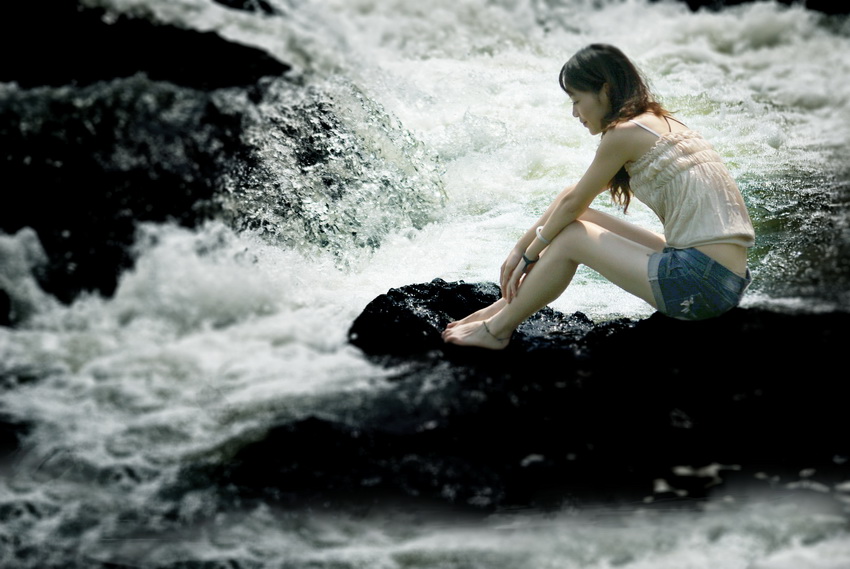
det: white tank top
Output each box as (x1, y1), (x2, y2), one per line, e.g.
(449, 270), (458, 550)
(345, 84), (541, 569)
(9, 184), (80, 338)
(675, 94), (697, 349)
(625, 120), (755, 249)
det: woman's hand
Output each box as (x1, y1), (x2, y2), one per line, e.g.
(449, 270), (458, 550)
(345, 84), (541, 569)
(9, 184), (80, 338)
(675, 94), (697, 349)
(500, 249), (524, 300)
(500, 250), (536, 302)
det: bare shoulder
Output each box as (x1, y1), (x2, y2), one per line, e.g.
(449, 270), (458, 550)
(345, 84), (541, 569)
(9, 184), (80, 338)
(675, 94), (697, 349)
(634, 112), (690, 133)
(601, 119), (659, 163)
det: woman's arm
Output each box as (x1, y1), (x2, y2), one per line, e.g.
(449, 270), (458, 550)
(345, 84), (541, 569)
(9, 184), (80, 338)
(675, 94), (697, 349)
(501, 128), (636, 300)
(530, 130), (634, 257)
(500, 183), (575, 282)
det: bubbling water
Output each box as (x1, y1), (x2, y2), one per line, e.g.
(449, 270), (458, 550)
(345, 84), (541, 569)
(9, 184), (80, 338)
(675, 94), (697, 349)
(2, 0), (850, 567)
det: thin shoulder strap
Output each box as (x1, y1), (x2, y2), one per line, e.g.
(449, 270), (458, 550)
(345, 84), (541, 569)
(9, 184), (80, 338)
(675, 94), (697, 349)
(629, 119), (661, 137)
(666, 115), (688, 129)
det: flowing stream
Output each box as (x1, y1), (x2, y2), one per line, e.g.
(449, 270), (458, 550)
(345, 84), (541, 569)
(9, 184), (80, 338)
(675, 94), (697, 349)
(2, 0), (850, 567)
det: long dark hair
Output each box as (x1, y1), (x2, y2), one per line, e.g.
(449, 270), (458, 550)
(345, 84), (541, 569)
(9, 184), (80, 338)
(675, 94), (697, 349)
(559, 44), (667, 212)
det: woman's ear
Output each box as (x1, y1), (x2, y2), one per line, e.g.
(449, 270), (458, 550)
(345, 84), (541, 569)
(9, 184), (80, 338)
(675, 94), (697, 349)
(599, 82), (610, 104)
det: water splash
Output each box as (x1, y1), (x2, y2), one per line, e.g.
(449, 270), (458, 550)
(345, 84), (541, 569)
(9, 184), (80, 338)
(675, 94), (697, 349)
(216, 77), (446, 267)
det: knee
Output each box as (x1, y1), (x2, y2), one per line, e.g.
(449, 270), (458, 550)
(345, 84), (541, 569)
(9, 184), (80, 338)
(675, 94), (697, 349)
(546, 220), (594, 261)
(576, 207), (603, 223)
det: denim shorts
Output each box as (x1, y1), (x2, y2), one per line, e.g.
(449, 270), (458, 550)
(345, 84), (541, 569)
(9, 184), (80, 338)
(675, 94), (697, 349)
(648, 247), (752, 321)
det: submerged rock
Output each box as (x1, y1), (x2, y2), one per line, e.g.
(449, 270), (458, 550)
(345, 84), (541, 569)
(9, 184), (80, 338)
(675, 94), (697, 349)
(211, 279), (850, 513)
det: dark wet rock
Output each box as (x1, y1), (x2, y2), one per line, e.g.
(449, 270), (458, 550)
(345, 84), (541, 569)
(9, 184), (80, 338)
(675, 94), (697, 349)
(210, 279), (850, 513)
(0, 289), (9, 327)
(672, 0), (849, 16)
(0, 414), (28, 468)
(0, 0), (289, 90)
(347, 279), (630, 364)
(1, 1), (441, 312)
(213, 0), (280, 15)
(0, 0), (291, 307)
(0, 76), (251, 304)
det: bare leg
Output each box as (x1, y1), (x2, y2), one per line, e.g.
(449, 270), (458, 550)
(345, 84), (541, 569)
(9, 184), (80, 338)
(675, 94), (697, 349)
(442, 219), (661, 349)
(578, 208), (666, 251)
(443, 208), (665, 332)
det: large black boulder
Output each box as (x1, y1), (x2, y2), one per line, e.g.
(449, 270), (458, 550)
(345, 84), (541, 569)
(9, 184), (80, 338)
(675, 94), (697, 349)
(0, 0), (289, 90)
(0, 76), (257, 305)
(210, 280), (850, 513)
(0, 0), (289, 309)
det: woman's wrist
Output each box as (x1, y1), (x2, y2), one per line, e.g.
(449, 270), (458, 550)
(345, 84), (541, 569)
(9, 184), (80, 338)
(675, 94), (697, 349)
(536, 225), (552, 245)
(524, 243), (543, 261)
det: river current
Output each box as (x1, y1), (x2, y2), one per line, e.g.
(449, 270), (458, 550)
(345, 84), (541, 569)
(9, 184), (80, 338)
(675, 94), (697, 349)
(2, 0), (850, 567)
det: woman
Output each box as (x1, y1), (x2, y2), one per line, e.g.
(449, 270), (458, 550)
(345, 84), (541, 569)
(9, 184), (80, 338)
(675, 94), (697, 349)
(442, 43), (755, 350)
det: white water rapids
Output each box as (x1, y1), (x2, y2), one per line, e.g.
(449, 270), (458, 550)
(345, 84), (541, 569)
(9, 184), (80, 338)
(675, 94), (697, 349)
(2, 0), (850, 567)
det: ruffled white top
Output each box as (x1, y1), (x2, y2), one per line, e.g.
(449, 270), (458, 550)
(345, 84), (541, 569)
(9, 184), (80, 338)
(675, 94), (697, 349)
(625, 128), (755, 249)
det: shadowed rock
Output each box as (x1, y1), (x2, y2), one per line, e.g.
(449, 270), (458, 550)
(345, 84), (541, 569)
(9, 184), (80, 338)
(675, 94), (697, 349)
(672, 0), (848, 15)
(208, 279), (850, 513)
(0, 0), (289, 90)
(0, 0), (289, 310)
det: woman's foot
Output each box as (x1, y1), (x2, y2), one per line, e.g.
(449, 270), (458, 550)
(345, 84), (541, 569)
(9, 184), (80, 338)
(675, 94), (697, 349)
(442, 319), (512, 350)
(444, 298), (507, 330)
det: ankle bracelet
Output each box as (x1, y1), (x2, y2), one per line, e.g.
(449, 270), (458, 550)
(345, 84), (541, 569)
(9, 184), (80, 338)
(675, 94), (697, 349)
(482, 321), (510, 342)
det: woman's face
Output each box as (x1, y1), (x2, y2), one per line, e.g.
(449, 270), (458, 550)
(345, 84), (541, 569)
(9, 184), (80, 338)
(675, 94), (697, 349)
(566, 85), (610, 135)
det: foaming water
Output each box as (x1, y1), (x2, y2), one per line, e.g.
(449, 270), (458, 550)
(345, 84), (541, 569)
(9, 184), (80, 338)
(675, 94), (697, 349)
(232, 0), (850, 313)
(76, 492), (850, 568)
(86, 0), (850, 315)
(3, 0), (850, 567)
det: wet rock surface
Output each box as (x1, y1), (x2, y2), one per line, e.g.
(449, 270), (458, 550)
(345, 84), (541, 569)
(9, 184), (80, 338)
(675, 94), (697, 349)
(0, 0), (288, 307)
(211, 280), (850, 512)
